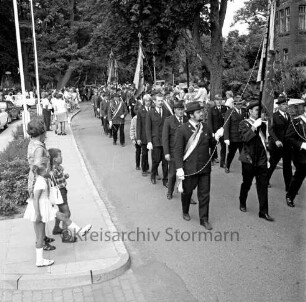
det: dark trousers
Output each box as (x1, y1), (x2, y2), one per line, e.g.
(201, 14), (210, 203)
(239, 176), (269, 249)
(135, 144), (141, 168)
(239, 163), (269, 214)
(226, 142), (243, 169)
(181, 173), (211, 221)
(151, 146), (168, 181)
(287, 163), (306, 201)
(112, 124), (125, 145)
(103, 117), (109, 135)
(43, 109), (51, 130)
(167, 158), (176, 194)
(141, 144), (149, 172)
(212, 137), (226, 165)
(267, 146), (292, 191)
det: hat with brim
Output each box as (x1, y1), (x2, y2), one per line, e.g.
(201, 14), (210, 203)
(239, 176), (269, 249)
(246, 100), (260, 111)
(173, 100), (185, 109)
(185, 101), (202, 113)
(276, 95), (288, 105)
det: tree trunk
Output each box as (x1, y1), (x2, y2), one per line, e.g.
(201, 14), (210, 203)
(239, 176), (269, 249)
(210, 62), (223, 97)
(57, 67), (74, 90)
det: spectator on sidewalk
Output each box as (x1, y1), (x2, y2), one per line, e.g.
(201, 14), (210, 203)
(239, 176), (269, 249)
(53, 93), (68, 135)
(130, 107), (141, 171)
(41, 92), (53, 131)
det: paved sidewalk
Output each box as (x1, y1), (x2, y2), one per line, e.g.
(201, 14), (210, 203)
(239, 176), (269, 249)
(0, 111), (130, 290)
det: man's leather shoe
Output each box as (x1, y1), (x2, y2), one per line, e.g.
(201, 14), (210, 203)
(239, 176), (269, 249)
(151, 178), (156, 184)
(163, 180), (168, 188)
(286, 196), (295, 207)
(220, 163), (225, 168)
(225, 167), (230, 173)
(182, 213), (191, 221)
(142, 171), (147, 176)
(113, 141), (117, 145)
(259, 213), (274, 222)
(156, 174), (161, 180)
(190, 198), (197, 204)
(239, 206), (247, 212)
(136, 166), (141, 170)
(200, 221), (213, 230)
(167, 192), (172, 200)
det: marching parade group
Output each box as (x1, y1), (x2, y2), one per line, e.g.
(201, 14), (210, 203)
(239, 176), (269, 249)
(89, 83), (306, 231)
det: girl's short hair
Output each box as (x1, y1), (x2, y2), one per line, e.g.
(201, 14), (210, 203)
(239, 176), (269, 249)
(48, 148), (61, 168)
(27, 118), (46, 137)
(33, 157), (50, 176)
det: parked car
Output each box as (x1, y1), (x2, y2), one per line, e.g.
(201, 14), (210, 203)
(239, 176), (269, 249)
(0, 108), (9, 130)
(0, 101), (22, 123)
(11, 94), (36, 108)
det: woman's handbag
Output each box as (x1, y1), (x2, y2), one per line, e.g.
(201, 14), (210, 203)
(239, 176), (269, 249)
(49, 175), (64, 205)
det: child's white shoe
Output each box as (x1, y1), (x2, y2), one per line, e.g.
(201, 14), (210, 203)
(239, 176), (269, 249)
(36, 259), (55, 267)
(79, 224), (92, 236)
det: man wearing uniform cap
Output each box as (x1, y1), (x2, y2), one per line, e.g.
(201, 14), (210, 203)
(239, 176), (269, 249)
(174, 101), (221, 230)
(162, 100), (188, 199)
(223, 95), (246, 173)
(238, 98), (274, 221)
(267, 94), (292, 191)
(285, 99), (306, 207)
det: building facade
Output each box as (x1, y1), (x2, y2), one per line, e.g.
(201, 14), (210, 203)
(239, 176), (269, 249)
(277, 0), (306, 66)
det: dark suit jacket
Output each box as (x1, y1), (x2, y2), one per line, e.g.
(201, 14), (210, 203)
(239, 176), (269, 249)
(174, 122), (215, 175)
(224, 108), (246, 142)
(268, 110), (290, 149)
(238, 119), (267, 166)
(207, 105), (227, 133)
(162, 115), (188, 157)
(285, 116), (306, 165)
(136, 105), (151, 144)
(146, 106), (171, 146)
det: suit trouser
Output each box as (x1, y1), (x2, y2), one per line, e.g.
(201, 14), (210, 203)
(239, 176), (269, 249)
(141, 144), (149, 172)
(239, 163), (269, 214)
(103, 117), (109, 135)
(287, 163), (306, 201)
(43, 109), (51, 130)
(267, 146), (292, 191)
(135, 144), (141, 168)
(112, 124), (125, 145)
(151, 146), (168, 181)
(167, 158), (176, 194)
(212, 137), (226, 164)
(226, 142), (243, 169)
(181, 173), (211, 221)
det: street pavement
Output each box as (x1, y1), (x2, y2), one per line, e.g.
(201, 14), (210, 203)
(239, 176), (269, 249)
(70, 103), (306, 302)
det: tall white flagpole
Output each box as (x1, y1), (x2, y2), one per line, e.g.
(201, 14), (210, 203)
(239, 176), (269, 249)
(12, 0), (30, 138)
(29, 0), (42, 116)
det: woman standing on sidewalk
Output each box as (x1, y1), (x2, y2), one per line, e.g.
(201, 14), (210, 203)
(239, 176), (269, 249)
(53, 92), (68, 135)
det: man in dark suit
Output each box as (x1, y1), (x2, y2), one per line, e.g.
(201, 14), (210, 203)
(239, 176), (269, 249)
(136, 94), (152, 176)
(162, 100), (188, 199)
(207, 94), (227, 167)
(224, 96), (246, 173)
(238, 98), (274, 221)
(267, 95), (292, 191)
(146, 93), (171, 185)
(174, 102), (219, 230)
(285, 99), (306, 207)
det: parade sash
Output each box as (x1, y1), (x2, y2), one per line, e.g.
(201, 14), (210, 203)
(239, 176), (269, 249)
(183, 123), (203, 161)
(112, 101), (123, 120)
(163, 100), (173, 115)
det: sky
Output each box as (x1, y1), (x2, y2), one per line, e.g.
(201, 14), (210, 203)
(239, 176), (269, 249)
(222, 0), (249, 36)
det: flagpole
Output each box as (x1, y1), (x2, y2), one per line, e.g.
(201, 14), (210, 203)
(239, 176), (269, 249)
(13, 0), (30, 138)
(29, 0), (42, 116)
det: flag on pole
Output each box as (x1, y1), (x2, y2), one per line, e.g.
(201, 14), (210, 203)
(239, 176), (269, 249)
(107, 50), (115, 84)
(133, 38), (145, 98)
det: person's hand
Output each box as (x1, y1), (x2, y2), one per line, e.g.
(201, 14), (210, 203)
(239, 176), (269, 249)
(147, 142), (153, 150)
(35, 213), (42, 222)
(109, 121), (112, 129)
(253, 118), (262, 128)
(215, 127), (224, 137)
(301, 142), (306, 150)
(225, 139), (230, 146)
(165, 154), (171, 161)
(176, 168), (185, 180)
(275, 140), (283, 148)
(137, 140), (142, 145)
(120, 114), (124, 118)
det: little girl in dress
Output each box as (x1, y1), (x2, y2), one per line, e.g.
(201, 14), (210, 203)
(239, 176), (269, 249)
(24, 157), (92, 267)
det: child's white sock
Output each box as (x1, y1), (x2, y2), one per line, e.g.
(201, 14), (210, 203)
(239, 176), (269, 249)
(36, 248), (43, 265)
(67, 221), (81, 234)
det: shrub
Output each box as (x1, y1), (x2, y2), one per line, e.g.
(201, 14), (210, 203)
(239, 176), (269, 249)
(0, 137), (29, 162)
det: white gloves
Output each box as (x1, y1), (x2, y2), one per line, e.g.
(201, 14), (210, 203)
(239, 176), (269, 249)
(165, 154), (171, 161)
(253, 118), (262, 128)
(109, 121), (112, 128)
(120, 114), (124, 118)
(275, 140), (283, 148)
(225, 140), (230, 146)
(214, 127), (224, 142)
(176, 168), (185, 180)
(147, 142), (153, 150)
(301, 142), (306, 150)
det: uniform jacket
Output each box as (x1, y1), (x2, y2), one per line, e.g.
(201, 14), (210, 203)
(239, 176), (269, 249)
(207, 105), (227, 133)
(136, 105), (151, 144)
(162, 115), (188, 157)
(238, 119), (267, 166)
(224, 108), (246, 142)
(285, 116), (306, 165)
(174, 121), (215, 175)
(146, 106), (171, 146)
(108, 100), (128, 124)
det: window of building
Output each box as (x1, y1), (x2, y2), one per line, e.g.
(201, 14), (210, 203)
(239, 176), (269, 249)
(279, 9), (285, 33)
(299, 5), (306, 30)
(285, 7), (290, 32)
(283, 49), (288, 62)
